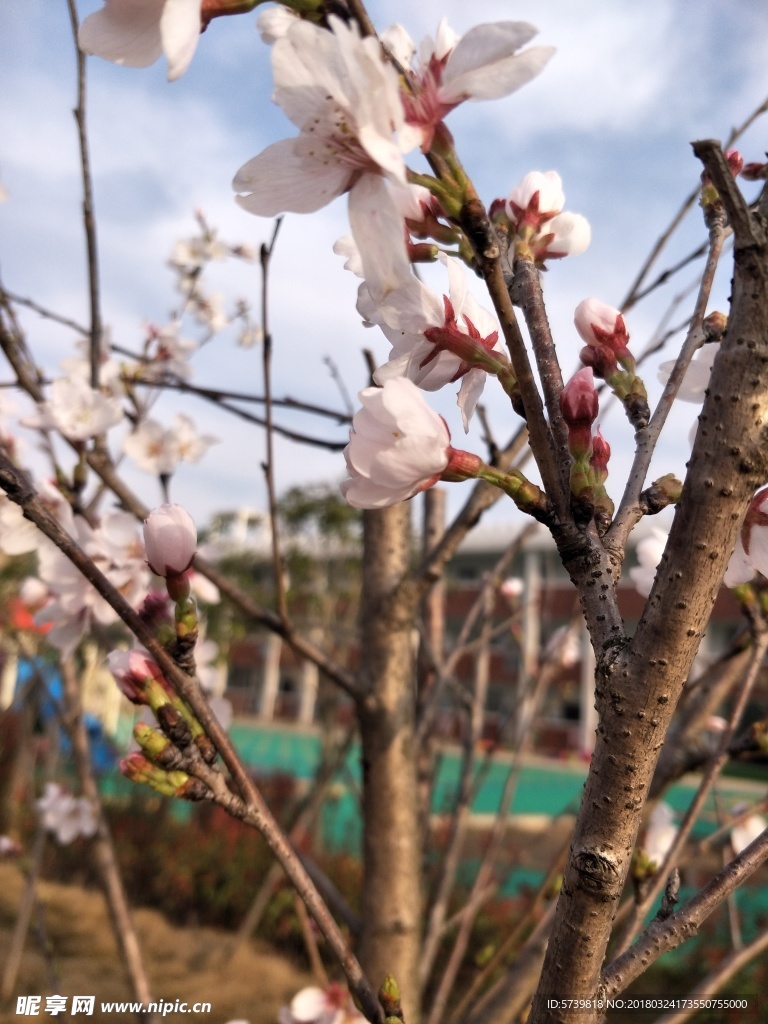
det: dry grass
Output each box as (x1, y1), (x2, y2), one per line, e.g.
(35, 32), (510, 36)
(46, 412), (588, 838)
(0, 863), (314, 1024)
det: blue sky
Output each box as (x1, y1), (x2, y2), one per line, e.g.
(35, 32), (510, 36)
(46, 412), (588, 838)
(2, 0), (768, 541)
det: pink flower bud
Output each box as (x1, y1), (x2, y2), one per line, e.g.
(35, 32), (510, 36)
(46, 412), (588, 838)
(590, 428), (611, 477)
(725, 149), (744, 177)
(574, 298), (626, 348)
(106, 648), (172, 704)
(740, 161), (768, 182)
(574, 297), (633, 378)
(560, 368), (599, 427)
(143, 503), (197, 577)
(560, 367), (599, 460)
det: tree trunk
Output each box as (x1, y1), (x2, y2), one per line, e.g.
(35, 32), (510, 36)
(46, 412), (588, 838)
(357, 503), (423, 1022)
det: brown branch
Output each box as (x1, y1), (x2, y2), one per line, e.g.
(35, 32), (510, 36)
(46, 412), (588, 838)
(0, 313), (360, 699)
(346, 0), (377, 38)
(693, 140), (759, 246)
(480, 256), (570, 524)
(2, 290), (89, 336)
(599, 827), (768, 999)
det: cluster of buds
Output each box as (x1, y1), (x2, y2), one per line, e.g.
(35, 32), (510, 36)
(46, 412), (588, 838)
(559, 368), (613, 529)
(574, 298), (649, 430)
(120, 752), (209, 800)
(108, 648), (216, 789)
(490, 170), (591, 267)
(144, 503), (199, 653)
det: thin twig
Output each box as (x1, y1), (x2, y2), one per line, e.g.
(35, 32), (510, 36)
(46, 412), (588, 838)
(2, 290), (89, 336)
(323, 355), (354, 417)
(260, 219), (289, 622)
(64, 0), (102, 388)
(606, 212), (727, 561)
(60, 658), (155, 1023)
(620, 94), (768, 309)
(511, 259), (570, 491)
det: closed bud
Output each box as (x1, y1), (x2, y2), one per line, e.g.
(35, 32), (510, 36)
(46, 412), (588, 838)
(107, 649), (173, 706)
(144, 503), (197, 579)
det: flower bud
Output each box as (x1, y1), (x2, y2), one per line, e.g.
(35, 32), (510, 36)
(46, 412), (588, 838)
(133, 721), (185, 770)
(740, 161), (768, 181)
(560, 368), (598, 459)
(574, 297), (632, 373)
(143, 503), (197, 578)
(107, 649), (173, 706)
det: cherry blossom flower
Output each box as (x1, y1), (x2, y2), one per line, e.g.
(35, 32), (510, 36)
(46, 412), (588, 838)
(139, 321), (198, 381)
(348, 177), (508, 430)
(278, 984), (366, 1024)
(78, 0), (203, 82)
(574, 298), (632, 376)
(25, 376), (124, 442)
(500, 577), (524, 600)
(504, 170), (590, 264)
(628, 528), (669, 597)
(371, 256), (507, 431)
(123, 413), (217, 475)
(381, 20), (554, 151)
(144, 503), (197, 577)
(33, 511), (150, 657)
(341, 379), (451, 509)
(560, 367), (599, 462)
(36, 783), (98, 845)
(233, 17), (409, 216)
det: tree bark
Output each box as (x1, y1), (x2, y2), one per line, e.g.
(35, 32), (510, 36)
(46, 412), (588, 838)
(357, 503), (423, 1023)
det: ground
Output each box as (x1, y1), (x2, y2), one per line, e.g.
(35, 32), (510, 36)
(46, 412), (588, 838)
(0, 863), (314, 1024)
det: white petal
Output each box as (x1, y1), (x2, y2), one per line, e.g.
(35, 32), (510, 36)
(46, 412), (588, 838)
(348, 176), (412, 303)
(160, 0), (201, 80)
(234, 139), (352, 216)
(78, 0), (164, 68)
(444, 23), (553, 103)
(457, 369), (486, 431)
(724, 537), (756, 587)
(380, 23), (416, 68)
